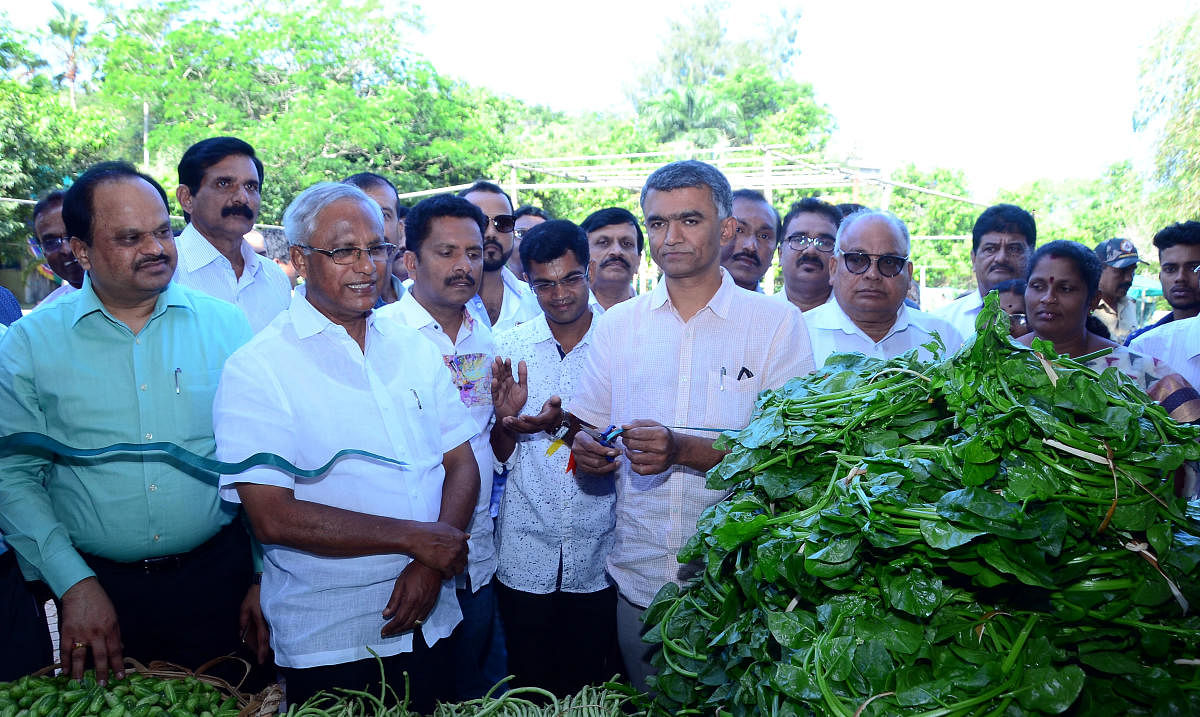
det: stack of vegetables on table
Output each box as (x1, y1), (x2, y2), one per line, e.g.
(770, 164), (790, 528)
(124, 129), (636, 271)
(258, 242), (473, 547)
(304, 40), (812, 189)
(0, 671), (243, 717)
(642, 294), (1200, 716)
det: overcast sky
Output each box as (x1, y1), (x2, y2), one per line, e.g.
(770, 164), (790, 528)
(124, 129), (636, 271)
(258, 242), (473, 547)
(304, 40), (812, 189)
(11, 0), (1193, 200)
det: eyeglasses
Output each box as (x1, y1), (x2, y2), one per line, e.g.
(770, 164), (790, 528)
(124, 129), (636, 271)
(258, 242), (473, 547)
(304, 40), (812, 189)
(838, 251), (909, 277)
(1009, 312), (1028, 334)
(784, 233), (835, 253)
(487, 214), (516, 234)
(529, 271), (588, 295)
(513, 226), (531, 240)
(38, 235), (71, 253)
(300, 243), (396, 265)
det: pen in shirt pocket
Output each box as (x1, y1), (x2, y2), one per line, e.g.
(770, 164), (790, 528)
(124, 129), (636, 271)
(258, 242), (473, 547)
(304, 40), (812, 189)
(720, 366), (727, 392)
(410, 388), (422, 410)
(174, 368), (181, 395)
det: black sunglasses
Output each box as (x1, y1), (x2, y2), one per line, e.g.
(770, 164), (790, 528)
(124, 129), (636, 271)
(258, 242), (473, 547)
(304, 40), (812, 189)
(838, 251), (909, 278)
(487, 214), (516, 234)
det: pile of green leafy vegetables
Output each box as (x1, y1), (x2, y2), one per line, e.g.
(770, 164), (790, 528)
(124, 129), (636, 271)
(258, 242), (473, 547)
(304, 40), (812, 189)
(641, 293), (1200, 716)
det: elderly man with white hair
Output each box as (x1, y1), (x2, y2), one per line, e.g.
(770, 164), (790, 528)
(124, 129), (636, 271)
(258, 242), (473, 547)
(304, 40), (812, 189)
(804, 210), (963, 368)
(212, 182), (480, 711)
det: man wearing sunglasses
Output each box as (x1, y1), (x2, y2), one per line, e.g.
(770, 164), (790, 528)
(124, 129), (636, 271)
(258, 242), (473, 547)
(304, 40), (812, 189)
(805, 210), (962, 368)
(775, 197), (843, 312)
(32, 189), (85, 309)
(458, 181), (542, 335)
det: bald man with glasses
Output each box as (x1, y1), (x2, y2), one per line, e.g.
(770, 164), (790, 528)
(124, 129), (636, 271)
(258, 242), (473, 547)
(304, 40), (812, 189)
(804, 210), (962, 368)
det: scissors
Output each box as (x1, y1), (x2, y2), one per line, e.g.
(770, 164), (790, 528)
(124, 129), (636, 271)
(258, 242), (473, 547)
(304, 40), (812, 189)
(579, 424), (625, 461)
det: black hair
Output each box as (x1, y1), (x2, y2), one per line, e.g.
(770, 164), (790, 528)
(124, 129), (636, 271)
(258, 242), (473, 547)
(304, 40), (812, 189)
(518, 219), (589, 275)
(396, 205), (409, 220)
(972, 203), (1036, 254)
(731, 188), (781, 238)
(177, 137), (263, 223)
(1151, 221), (1200, 251)
(1027, 240), (1102, 303)
(782, 197), (843, 236)
(1085, 314), (1111, 340)
(641, 160), (732, 218)
(514, 205), (551, 221)
(456, 180), (513, 211)
(579, 207), (644, 254)
(32, 190), (67, 226)
(342, 172), (399, 213)
(992, 278), (1027, 295)
(63, 161), (170, 245)
(405, 194), (487, 254)
(836, 202), (869, 218)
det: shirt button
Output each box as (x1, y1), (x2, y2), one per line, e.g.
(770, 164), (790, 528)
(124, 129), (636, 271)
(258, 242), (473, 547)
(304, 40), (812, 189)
(135, 338), (141, 345)
(140, 384), (148, 391)
(144, 432), (153, 440)
(153, 534), (160, 542)
(149, 484), (157, 492)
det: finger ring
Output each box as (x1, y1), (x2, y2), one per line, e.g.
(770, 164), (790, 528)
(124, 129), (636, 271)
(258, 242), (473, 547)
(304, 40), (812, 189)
(71, 642), (87, 650)
(414, 619), (424, 627)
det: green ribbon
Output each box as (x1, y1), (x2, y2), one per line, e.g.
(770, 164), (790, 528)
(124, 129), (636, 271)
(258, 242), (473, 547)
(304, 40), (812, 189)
(0, 432), (406, 484)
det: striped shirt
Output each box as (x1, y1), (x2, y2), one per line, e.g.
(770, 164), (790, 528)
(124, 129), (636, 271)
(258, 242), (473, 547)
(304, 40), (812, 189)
(172, 223), (291, 332)
(572, 269), (814, 607)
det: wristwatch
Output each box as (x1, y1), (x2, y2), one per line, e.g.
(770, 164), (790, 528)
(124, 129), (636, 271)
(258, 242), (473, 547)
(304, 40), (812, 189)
(551, 414), (571, 441)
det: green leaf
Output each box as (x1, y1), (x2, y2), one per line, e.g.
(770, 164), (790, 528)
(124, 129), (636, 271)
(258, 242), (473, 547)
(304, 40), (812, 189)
(765, 610), (816, 650)
(883, 568), (948, 617)
(1016, 665), (1085, 712)
(1079, 651), (1147, 675)
(920, 519), (985, 549)
(770, 662), (819, 701)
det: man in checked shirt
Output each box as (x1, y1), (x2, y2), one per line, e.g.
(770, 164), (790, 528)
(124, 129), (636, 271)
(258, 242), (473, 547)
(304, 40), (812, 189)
(567, 160), (815, 689)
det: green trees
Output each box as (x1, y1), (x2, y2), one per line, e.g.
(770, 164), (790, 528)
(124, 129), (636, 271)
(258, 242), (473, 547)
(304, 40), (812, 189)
(1137, 10), (1200, 228)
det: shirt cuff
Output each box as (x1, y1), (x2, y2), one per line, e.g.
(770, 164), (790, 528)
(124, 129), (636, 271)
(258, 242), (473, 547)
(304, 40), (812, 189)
(493, 442), (520, 473)
(41, 546), (96, 599)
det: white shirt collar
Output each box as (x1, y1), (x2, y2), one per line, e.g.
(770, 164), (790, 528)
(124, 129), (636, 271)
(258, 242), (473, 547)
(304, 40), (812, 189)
(177, 222), (263, 278)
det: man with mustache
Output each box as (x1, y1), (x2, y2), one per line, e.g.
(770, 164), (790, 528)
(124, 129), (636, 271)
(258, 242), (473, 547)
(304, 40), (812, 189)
(580, 207), (643, 312)
(804, 210), (962, 369)
(0, 161), (256, 684)
(458, 181), (541, 334)
(376, 194), (502, 699)
(174, 137), (291, 332)
(719, 189), (779, 292)
(934, 203), (1037, 338)
(775, 197), (843, 312)
(1127, 222), (1200, 344)
(32, 190), (86, 309)
(576, 205), (643, 311)
(1092, 238), (1146, 344)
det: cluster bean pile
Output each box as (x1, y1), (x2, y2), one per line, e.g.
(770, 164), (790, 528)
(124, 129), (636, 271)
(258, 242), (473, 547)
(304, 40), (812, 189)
(641, 295), (1200, 716)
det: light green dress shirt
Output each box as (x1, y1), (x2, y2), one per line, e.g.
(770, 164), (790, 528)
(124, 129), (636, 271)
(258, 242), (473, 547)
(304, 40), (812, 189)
(0, 276), (253, 597)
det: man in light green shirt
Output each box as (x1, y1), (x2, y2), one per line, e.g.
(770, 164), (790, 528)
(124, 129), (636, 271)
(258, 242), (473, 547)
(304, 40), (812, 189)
(0, 162), (255, 683)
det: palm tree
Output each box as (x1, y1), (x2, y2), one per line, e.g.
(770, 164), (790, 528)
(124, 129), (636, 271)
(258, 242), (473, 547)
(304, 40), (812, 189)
(48, 2), (88, 109)
(643, 85), (742, 148)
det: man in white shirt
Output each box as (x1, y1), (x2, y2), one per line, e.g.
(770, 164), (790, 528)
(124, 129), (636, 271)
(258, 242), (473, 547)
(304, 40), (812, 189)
(457, 181), (541, 334)
(718, 189), (779, 292)
(581, 207), (643, 313)
(1129, 315), (1200, 389)
(934, 203), (1036, 338)
(806, 210), (962, 368)
(213, 183), (478, 712)
(488, 220), (615, 696)
(173, 137), (292, 332)
(1126, 222), (1200, 344)
(32, 190), (84, 309)
(776, 197), (843, 312)
(375, 194), (502, 699)
(569, 160), (815, 689)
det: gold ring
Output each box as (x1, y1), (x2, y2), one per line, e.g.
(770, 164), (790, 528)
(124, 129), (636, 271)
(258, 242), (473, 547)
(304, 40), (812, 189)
(413, 619), (424, 627)
(71, 641), (87, 650)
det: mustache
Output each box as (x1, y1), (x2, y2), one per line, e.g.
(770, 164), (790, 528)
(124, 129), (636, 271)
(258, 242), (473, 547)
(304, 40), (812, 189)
(988, 262), (1015, 274)
(730, 251), (760, 267)
(601, 255), (630, 269)
(483, 238), (504, 251)
(445, 273), (475, 288)
(796, 255), (824, 268)
(135, 254), (168, 270)
(222, 205), (254, 220)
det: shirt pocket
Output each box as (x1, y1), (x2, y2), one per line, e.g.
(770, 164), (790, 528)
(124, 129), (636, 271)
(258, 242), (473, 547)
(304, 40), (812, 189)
(173, 366), (223, 443)
(702, 367), (761, 431)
